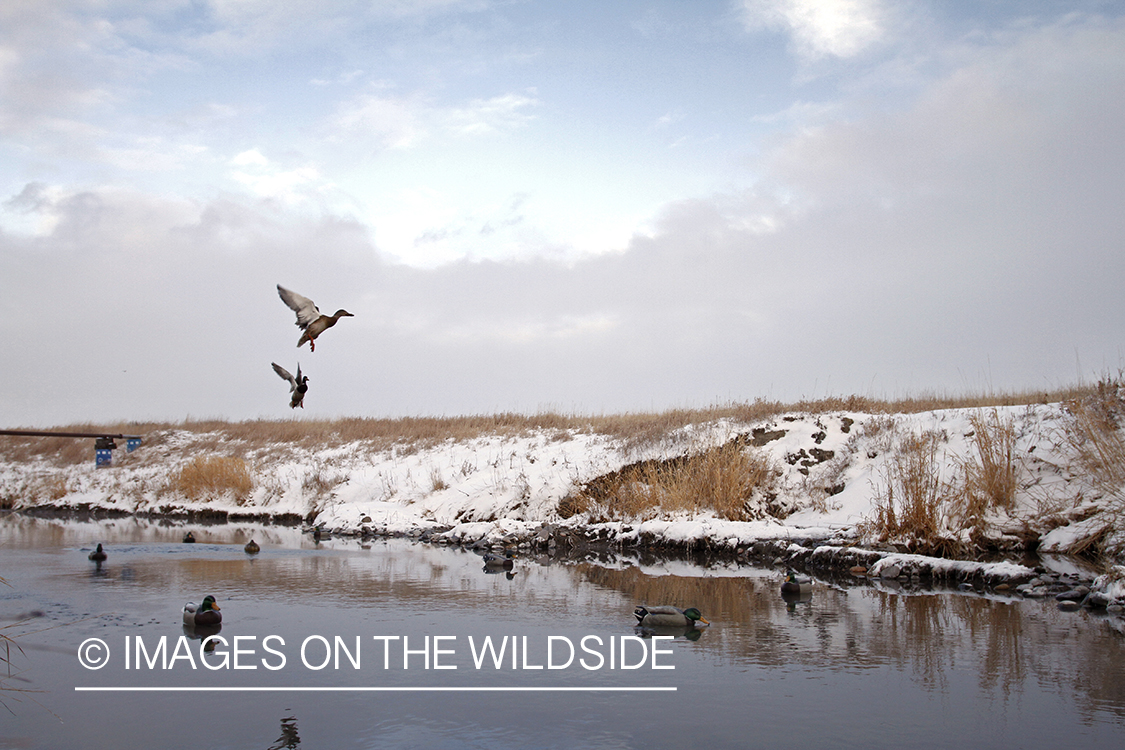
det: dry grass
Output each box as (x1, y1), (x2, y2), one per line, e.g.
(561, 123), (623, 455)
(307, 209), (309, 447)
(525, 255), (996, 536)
(1059, 377), (1125, 556)
(562, 439), (779, 523)
(861, 429), (959, 555)
(1, 384), (1093, 467)
(958, 409), (1019, 528)
(173, 456), (253, 503)
(1063, 379), (1125, 494)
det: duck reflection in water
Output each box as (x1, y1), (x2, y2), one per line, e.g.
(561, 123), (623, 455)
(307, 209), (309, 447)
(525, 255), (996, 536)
(634, 623), (704, 641)
(782, 589), (813, 611)
(267, 714), (301, 750)
(182, 622), (223, 651)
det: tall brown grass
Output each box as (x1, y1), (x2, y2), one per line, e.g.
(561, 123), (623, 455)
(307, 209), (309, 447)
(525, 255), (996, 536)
(862, 430), (955, 554)
(174, 456), (253, 503)
(958, 409), (1019, 528)
(1059, 378), (1125, 556)
(562, 440), (779, 523)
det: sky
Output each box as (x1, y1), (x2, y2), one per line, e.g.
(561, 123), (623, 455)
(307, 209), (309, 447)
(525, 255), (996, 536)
(2, 0), (1124, 427)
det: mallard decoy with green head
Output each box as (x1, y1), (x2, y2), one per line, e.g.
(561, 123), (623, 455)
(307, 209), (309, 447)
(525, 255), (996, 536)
(277, 285), (353, 352)
(272, 362), (309, 408)
(781, 572), (813, 595)
(244, 539), (260, 554)
(633, 605), (709, 629)
(183, 595), (222, 627)
(183, 531), (196, 543)
(482, 551), (514, 571)
(88, 543), (107, 562)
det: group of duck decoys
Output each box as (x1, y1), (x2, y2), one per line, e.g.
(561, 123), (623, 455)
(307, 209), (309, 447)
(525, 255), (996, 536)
(271, 285), (354, 409)
(86, 532), (266, 631)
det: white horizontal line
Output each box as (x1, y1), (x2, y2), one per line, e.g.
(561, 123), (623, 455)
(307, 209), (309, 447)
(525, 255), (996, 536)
(76, 686), (676, 692)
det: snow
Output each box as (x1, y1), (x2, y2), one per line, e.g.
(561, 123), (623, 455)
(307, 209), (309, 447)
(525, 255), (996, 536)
(2, 402), (1123, 578)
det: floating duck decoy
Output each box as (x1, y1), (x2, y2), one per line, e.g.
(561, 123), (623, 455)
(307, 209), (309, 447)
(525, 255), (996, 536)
(183, 595), (222, 627)
(633, 605), (709, 629)
(183, 531), (196, 543)
(277, 285), (353, 352)
(88, 543), (107, 562)
(244, 539), (260, 554)
(781, 572), (813, 595)
(482, 551), (515, 571)
(272, 362), (309, 408)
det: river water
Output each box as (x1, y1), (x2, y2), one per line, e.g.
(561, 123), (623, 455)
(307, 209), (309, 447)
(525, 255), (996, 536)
(1, 513), (1123, 749)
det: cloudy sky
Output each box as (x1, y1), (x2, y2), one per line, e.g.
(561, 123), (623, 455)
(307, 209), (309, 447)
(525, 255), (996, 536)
(2, 0), (1123, 427)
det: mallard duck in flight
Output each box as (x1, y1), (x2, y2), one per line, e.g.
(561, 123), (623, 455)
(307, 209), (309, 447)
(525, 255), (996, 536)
(183, 595), (222, 627)
(277, 285), (353, 351)
(272, 362), (309, 408)
(633, 605), (709, 629)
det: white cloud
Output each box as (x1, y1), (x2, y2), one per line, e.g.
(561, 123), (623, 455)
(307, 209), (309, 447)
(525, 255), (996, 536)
(227, 149), (330, 204)
(738, 0), (887, 59)
(443, 91), (539, 137)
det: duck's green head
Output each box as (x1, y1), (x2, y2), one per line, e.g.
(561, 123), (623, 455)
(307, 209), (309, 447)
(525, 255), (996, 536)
(200, 595), (220, 612)
(683, 607), (709, 625)
(786, 572), (798, 582)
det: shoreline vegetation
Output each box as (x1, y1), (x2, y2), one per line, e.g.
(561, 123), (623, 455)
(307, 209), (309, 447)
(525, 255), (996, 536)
(3, 380), (1125, 601)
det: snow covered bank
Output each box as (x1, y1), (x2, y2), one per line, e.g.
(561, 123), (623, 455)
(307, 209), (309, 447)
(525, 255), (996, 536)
(3, 402), (1123, 573)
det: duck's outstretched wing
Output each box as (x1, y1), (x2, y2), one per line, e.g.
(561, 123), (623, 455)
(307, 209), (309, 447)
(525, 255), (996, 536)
(277, 285), (321, 329)
(272, 362), (297, 391)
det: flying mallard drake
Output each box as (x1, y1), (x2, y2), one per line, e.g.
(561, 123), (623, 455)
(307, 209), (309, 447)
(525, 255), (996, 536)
(183, 595), (222, 627)
(277, 285), (353, 352)
(88, 543), (107, 562)
(244, 540), (260, 554)
(781, 572), (813, 595)
(633, 605), (709, 629)
(272, 362), (309, 408)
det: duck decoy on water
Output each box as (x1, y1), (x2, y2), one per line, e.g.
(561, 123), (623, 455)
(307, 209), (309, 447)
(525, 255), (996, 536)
(244, 540), (260, 554)
(633, 605), (709, 629)
(482, 551), (515, 571)
(88, 543), (107, 562)
(277, 285), (353, 352)
(272, 362), (309, 408)
(781, 572), (813, 595)
(183, 531), (196, 543)
(183, 595), (222, 627)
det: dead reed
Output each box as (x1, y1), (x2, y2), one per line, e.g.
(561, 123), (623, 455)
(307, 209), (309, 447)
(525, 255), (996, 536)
(173, 456), (253, 503)
(1059, 377), (1125, 556)
(562, 440), (779, 523)
(861, 429), (958, 554)
(958, 409), (1019, 528)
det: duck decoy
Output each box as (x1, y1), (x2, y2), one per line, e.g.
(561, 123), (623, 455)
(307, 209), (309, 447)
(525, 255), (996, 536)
(781, 572), (813, 595)
(183, 595), (222, 627)
(272, 362), (309, 408)
(88, 543), (107, 562)
(277, 285), (353, 352)
(633, 605), (709, 629)
(482, 551), (515, 571)
(244, 539), (260, 554)
(183, 531), (196, 543)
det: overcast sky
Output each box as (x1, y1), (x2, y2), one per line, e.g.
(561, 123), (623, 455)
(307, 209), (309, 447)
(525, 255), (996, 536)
(3, 0), (1123, 427)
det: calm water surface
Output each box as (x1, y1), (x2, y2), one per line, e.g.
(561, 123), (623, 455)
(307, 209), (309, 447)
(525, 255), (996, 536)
(1, 513), (1123, 749)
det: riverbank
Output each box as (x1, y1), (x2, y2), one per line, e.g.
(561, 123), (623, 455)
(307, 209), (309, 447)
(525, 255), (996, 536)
(3, 387), (1124, 607)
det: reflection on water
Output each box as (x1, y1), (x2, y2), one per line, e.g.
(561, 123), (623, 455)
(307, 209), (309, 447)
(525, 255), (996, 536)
(267, 714), (301, 750)
(1, 513), (1123, 749)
